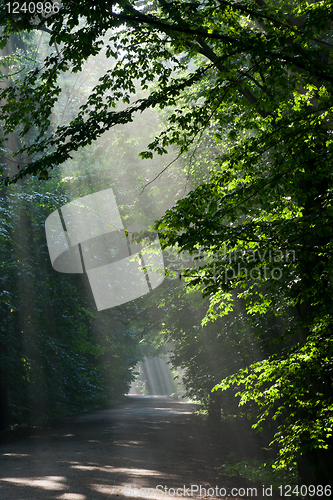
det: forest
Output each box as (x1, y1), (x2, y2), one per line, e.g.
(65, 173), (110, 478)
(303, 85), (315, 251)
(0, 0), (333, 490)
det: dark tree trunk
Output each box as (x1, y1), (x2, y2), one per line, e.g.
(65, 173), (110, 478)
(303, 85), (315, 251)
(295, 149), (333, 487)
(0, 371), (9, 431)
(297, 440), (333, 486)
(0, 310), (9, 431)
(208, 390), (222, 425)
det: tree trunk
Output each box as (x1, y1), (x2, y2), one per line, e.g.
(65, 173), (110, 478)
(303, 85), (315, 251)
(0, 311), (9, 431)
(0, 371), (9, 431)
(295, 149), (333, 486)
(208, 390), (222, 425)
(297, 440), (333, 486)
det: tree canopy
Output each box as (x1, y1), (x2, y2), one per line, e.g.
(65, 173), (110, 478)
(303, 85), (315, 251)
(2, 0), (331, 182)
(1, 0), (333, 485)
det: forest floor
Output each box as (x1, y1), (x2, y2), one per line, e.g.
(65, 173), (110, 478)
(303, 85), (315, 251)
(0, 396), (281, 500)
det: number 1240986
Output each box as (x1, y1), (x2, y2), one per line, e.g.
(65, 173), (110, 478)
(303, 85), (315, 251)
(6, 2), (60, 14)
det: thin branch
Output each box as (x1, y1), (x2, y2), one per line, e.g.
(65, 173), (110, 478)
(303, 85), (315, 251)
(313, 38), (333, 49)
(141, 58), (267, 192)
(54, 41), (60, 58)
(31, 25), (53, 35)
(0, 68), (25, 78)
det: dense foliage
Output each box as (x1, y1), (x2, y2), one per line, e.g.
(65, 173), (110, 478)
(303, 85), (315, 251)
(0, 177), (144, 430)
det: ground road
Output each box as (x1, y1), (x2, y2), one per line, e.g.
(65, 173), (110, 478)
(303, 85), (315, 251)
(0, 396), (262, 500)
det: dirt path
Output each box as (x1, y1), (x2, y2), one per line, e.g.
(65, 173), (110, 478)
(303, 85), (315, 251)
(0, 396), (223, 500)
(0, 396), (268, 500)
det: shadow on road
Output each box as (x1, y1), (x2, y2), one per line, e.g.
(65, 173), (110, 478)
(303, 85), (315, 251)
(0, 396), (222, 500)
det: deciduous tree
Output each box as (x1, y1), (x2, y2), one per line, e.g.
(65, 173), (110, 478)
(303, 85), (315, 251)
(1, 0), (333, 483)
